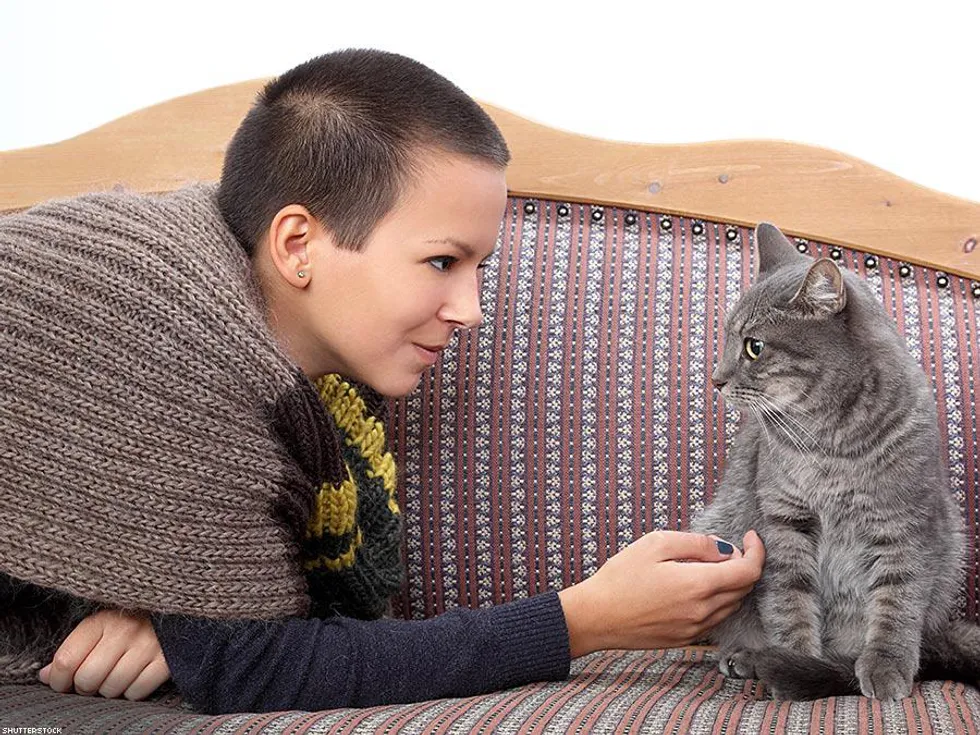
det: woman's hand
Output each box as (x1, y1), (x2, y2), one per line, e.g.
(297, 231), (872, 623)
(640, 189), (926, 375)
(39, 609), (170, 700)
(558, 530), (765, 657)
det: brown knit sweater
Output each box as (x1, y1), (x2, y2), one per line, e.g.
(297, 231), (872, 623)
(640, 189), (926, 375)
(0, 186), (403, 682)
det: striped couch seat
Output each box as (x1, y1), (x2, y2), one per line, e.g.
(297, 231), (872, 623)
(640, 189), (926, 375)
(2, 198), (979, 734)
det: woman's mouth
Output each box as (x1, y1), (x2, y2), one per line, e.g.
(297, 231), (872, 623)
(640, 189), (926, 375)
(413, 343), (443, 365)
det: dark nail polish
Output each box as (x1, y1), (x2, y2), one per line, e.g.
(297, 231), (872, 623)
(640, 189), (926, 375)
(716, 540), (734, 555)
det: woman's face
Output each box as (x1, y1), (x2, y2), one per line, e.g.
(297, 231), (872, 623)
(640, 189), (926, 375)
(296, 154), (508, 396)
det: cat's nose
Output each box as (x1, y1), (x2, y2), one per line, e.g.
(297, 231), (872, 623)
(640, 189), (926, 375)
(710, 373), (727, 390)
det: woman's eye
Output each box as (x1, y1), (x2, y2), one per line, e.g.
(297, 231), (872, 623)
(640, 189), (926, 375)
(743, 337), (765, 361)
(428, 256), (456, 272)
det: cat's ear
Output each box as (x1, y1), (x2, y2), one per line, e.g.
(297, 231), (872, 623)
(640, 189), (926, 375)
(755, 222), (807, 279)
(789, 258), (847, 316)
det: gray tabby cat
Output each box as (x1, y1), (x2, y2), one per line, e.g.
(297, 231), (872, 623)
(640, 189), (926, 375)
(692, 223), (980, 700)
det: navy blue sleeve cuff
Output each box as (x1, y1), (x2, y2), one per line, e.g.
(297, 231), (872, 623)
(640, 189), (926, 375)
(477, 590), (572, 691)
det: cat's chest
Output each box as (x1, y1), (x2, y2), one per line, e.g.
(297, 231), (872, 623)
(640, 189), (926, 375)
(759, 455), (855, 514)
(814, 514), (865, 573)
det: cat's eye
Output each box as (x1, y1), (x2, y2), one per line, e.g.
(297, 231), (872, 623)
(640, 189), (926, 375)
(743, 337), (765, 361)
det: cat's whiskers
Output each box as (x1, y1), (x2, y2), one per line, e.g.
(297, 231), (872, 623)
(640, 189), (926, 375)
(793, 389), (821, 419)
(762, 396), (827, 455)
(757, 400), (810, 451)
(753, 393), (814, 442)
(741, 392), (788, 454)
(747, 401), (819, 474)
(748, 403), (774, 453)
(761, 405), (809, 454)
(784, 409), (831, 461)
(753, 394), (828, 467)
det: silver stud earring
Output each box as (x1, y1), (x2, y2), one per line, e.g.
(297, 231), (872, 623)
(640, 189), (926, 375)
(297, 270), (308, 278)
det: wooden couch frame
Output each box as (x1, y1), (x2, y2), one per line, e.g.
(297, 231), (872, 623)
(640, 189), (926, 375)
(2, 79), (978, 282)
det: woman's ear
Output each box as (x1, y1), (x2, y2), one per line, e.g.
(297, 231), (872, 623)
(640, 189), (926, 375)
(264, 204), (321, 288)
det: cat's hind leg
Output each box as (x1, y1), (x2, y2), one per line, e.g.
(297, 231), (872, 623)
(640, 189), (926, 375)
(712, 594), (766, 679)
(752, 647), (860, 700)
(719, 648), (760, 679)
(709, 589), (861, 699)
(920, 619), (980, 684)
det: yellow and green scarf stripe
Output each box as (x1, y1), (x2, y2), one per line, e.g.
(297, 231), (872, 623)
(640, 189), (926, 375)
(302, 375), (404, 619)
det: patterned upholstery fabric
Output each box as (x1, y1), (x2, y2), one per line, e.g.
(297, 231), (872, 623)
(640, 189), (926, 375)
(2, 198), (978, 733)
(391, 198), (980, 624)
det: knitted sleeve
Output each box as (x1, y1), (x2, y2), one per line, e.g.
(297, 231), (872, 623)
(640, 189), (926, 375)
(152, 592), (571, 713)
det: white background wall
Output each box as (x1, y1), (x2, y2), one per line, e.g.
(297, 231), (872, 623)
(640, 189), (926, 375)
(2, 1), (977, 203)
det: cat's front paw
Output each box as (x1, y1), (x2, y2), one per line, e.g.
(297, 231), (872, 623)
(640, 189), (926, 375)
(719, 648), (758, 679)
(855, 650), (914, 700)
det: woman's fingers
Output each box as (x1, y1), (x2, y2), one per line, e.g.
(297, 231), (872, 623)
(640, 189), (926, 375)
(122, 657), (171, 701)
(43, 618), (104, 694)
(38, 609), (170, 699)
(640, 530), (741, 563)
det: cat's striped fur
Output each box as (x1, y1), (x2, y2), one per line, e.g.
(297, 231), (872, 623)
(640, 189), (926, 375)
(692, 223), (980, 700)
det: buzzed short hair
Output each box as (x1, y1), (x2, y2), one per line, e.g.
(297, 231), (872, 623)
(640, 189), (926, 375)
(217, 49), (510, 254)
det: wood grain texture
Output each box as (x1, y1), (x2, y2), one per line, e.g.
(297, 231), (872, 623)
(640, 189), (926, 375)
(2, 79), (978, 279)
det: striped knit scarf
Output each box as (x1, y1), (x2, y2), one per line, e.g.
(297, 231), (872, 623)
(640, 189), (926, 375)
(0, 186), (403, 682)
(305, 374), (403, 619)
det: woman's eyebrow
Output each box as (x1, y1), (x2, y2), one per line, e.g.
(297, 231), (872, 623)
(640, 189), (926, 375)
(423, 237), (474, 255)
(424, 237), (496, 261)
